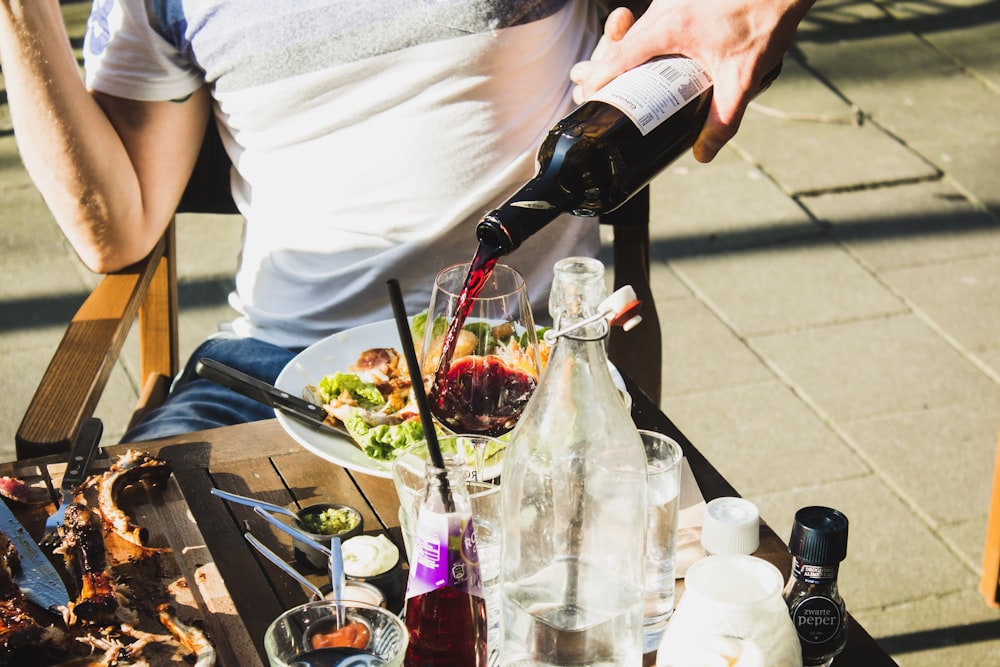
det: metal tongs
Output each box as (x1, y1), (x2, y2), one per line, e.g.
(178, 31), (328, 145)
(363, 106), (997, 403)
(543, 285), (643, 344)
(212, 488), (334, 599)
(244, 532), (325, 599)
(210, 488), (332, 557)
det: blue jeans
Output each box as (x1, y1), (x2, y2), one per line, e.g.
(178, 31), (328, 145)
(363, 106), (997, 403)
(123, 333), (298, 443)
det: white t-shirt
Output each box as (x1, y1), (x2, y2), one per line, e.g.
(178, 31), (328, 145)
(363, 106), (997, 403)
(84, 0), (601, 348)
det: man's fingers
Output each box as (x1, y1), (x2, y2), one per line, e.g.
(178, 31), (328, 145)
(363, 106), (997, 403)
(572, 8), (641, 100)
(692, 71), (750, 163)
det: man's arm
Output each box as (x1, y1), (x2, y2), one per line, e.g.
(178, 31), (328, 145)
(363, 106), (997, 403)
(0, 0), (210, 273)
(577, 0), (815, 163)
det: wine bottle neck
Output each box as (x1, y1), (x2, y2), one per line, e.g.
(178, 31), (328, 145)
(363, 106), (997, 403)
(475, 171), (569, 255)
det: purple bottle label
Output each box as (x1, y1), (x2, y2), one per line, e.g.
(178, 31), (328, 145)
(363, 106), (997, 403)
(405, 510), (484, 600)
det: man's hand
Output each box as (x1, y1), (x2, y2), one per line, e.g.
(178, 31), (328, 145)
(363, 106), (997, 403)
(572, 0), (815, 163)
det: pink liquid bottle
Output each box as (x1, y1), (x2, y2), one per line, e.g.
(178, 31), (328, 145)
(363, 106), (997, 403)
(404, 456), (488, 666)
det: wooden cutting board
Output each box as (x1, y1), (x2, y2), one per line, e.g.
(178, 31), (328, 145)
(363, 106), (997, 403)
(7, 452), (262, 666)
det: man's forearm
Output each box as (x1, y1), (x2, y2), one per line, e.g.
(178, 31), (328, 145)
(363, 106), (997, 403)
(0, 0), (152, 272)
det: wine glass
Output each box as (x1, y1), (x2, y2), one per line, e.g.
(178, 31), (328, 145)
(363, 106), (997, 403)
(419, 262), (541, 437)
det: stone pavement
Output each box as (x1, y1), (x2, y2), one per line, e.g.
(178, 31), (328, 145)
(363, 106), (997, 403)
(2, 1), (999, 664)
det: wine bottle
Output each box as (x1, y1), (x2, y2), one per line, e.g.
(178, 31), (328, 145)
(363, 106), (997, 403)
(476, 56), (781, 254)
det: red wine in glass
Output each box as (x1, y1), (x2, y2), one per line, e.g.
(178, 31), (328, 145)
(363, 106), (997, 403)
(404, 584), (489, 667)
(431, 355), (537, 436)
(429, 243), (537, 435)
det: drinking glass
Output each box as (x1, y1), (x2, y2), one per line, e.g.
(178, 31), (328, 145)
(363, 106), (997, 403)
(264, 599), (409, 666)
(420, 262), (541, 437)
(639, 429), (684, 654)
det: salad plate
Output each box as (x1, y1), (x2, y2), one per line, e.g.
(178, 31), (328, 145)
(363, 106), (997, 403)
(274, 318), (631, 478)
(274, 319), (408, 478)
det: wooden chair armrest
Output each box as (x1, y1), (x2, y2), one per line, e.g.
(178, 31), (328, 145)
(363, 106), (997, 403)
(15, 222), (179, 459)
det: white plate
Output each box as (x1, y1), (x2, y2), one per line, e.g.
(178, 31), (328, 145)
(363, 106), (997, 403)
(274, 320), (408, 478)
(274, 319), (632, 478)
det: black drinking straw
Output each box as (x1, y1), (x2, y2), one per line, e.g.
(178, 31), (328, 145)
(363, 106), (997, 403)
(386, 279), (454, 512)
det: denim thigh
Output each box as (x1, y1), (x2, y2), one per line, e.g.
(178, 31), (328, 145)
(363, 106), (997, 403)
(122, 334), (297, 443)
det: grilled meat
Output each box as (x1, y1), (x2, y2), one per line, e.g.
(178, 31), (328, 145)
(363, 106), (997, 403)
(56, 504), (116, 623)
(158, 604), (215, 667)
(96, 450), (172, 547)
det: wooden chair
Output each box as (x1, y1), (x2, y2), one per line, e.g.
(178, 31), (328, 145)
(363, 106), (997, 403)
(15, 123), (662, 460)
(981, 430), (1000, 607)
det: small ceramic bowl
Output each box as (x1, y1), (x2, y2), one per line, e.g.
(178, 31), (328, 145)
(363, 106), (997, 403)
(341, 534), (405, 606)
(293, 502), (363, 569)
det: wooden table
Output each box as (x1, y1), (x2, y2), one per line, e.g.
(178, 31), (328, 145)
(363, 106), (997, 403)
(3, 379), (897, 666)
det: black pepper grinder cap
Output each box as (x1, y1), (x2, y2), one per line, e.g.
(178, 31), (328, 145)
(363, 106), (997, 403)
(788, 506), (849, 565)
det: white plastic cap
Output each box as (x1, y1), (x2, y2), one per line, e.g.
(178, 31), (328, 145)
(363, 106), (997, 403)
(701, 496), (760, 556)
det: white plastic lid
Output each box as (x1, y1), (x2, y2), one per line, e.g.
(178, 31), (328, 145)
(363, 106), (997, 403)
(701, 497), (760, 556)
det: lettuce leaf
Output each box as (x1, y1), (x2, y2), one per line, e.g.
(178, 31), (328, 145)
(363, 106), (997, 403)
(318, 372), (384, 408)
(411, 311), (447, 343)
(343, 412), (430, 461)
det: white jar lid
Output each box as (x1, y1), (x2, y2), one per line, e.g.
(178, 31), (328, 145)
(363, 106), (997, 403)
(701, 497), (760, 556)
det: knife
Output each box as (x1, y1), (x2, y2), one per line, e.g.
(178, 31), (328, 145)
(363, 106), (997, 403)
(0, 499), (70, 613)
(194, 357), (351, 439)
(41, 417), (103, 547)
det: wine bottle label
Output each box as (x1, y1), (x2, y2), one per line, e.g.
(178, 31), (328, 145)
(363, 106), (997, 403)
(405, 509), (484, 600)
(590, 57), (712, 136)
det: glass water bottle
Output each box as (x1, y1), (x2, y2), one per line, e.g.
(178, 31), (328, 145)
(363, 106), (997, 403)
(499, 257), (648, 666)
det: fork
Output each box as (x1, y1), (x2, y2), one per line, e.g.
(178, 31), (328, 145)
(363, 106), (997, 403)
(41, 418), (103, 548)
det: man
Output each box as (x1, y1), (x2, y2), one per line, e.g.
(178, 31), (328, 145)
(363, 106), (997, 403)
(0, 0), (814, 439)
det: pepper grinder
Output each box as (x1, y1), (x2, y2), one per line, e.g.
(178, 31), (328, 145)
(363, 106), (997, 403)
(782, 506), (849, 666)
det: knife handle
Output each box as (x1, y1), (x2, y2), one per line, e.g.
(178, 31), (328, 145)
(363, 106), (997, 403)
(195, 357), (315, 413)
(63, 417), (103, 490)
(195, 357), (350, 438)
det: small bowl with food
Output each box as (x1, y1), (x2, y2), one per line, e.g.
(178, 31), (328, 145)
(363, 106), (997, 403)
(342, 534), (405, 607)
(293, 503), (363, 569)
(265, 599), (408, 667)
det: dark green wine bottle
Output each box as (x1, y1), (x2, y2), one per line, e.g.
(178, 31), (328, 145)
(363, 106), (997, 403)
(476, 56), (781, 255)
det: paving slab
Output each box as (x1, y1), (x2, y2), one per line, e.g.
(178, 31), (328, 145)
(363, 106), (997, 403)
(880, 0), (1000, 90)
(802, 180), (1000, 271)
(752, 313), (1000, 421)
(980, 346), (1000, 382)
(795, 25), (1000, 213)
(663, 379), (869, 496)
(851, 589), (1000, 667)
(940, 514), (994, 574)
(647, 147), (820, 259)
(0, 135), (33, 189)
(882, 255), (1000, 353)
(843, 400), (1000, 527)
(672, 240), (906, 336)
(658, 298), (775, 396)
(0, 189), (71, 259)
(731, 58), (939, 195)
(796, 0), (899, 40)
